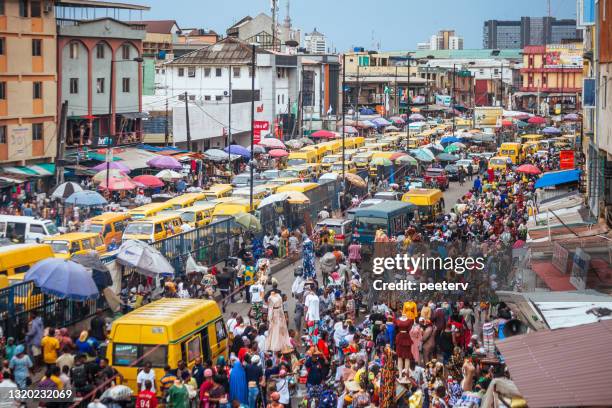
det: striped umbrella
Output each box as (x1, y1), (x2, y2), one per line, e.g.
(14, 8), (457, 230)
(51, 182), (83, 199)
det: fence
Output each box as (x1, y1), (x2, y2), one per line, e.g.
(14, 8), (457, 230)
(0, 280), (105, 344)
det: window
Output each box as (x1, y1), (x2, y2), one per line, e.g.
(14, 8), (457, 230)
(69, 42), (78, 59)
(122, 78), (130, 93)
(178, 94), (185, 101)
(19, 0), (28, 17)
(215, 319), (227, 342)
(215, 95), (222, 101)
(187, 67), (195, 77)
(30, 0), (40, 17)
(32, 123), (43, 141)
(0, 0), (4, 15)
(233, 67), (241, 78)
(69, 78), (78, 94)
(604, 76), (608, 109)
(188, 95), (195, 101)
(121, 44), (130, 60)
(277, 94), (280, 104)
(0, 82), (5, 100)
(0, 126), (6, 144)
(185, 336), (202, 362)
(204, 95), (211, 101)
(215, 68), (222, 77)
(248, 66), (253, 77)
(33, 81), (42, 99)
(96, 78), (105, 93)
(96, 44), (105, 59)
(204, 68), (211, 77)
(0, 38), (5, 55)
(178, 68), (185, 77)
(141, 345), (167, 368)
(32, 39), (41, 56)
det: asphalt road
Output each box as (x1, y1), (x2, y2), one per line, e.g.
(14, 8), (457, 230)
(223, 178), (473, 330)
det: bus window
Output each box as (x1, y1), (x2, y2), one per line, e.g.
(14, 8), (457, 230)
(141, 345), (167, 368)
(113, 344), (138, 366)
(186, 336), (202, 362)
(355, 217), (387, 235)
(215, 320), (227, 343)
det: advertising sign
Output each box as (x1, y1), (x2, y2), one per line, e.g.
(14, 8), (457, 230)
(435, 94), (452, 107)
(544, 44), (583, 68)
(559, 150), (575, 170)
(474, 107), (503, 127)
(570, 248), (590, 291)
(10, 127), (28, 161)
(552, 242), (570, 274)
(253, 121), (270, 144)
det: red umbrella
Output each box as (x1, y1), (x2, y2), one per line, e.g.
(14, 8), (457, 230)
(516, 164), (541, 175)
(528, 116), (546, 125)
(98, 176), (137, 191)
(268, 149), (289, 158)
(501, 119), (513, 127)
(132, 175), (164, 188)
(311, 130), (337, 139)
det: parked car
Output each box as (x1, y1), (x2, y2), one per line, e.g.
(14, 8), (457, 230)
(456, 159), (474, 173)
(444, 164), (459, 181)
(315, 218), (354, 249)
(423, 167), (449, 190)
(231, 172), (265, 188)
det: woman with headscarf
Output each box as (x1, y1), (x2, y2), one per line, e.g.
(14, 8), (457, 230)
(229, 358), (248, 406)
(9, 345), (32, 389)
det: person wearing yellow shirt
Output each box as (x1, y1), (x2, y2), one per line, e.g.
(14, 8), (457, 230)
(48, 366), (64, 390)
(41, 328), (60, 367)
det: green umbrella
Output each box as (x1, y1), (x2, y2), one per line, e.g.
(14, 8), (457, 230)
(395, 155), (418, 165)
(234, 212), (261, 232)
(444, 144), (460, 153)
(370, 157), (393, 166)
(516, 120), (528, 128)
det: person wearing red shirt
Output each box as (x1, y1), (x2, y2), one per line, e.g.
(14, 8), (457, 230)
(135, 380), (158, 408)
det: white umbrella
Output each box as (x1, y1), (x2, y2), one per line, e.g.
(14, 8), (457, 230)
(258, 192), (289, 208)
(155, 169), (183, 181)
(51, 181), (83, 199)
(116, 240), (175, 277)
(319, 173), (339, 181)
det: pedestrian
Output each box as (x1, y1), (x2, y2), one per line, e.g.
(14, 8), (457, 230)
(41, 328), (60, 368)
(8, 345), (32, 390)
(136, 380), (158, 408)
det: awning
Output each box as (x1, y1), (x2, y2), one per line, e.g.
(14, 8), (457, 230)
(530, 261), (576, 291)
(534, 169), (581, 188)
(113, 147), (161, 170)
(121, 112), (149, 120)
(2, 164), (56, 177)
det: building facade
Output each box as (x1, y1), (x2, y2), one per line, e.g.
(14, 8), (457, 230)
(420, 30), (463, 50)
(304, 28), (326, 54)
(0, 0), (57, 165)
(484, 17), (581, 49)
(57, 17), (145, 148)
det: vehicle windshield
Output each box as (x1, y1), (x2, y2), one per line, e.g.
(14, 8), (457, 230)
(44, 241), (69, 254)
(331, 164), (343, 171)
(287, 159), (306, 166)
(180, 212), (196, 223)
(232, 176), (249, 185)
(355, 216), (387, 235)
(44, 222), (59, 235)
(354, 156), (369, 163)
(124, 223), (153, 235)
(490, 158), (507, 165)
(262, 171), (278, 179)
(81, 223), (104, 233)
(322, 157), (337, 163)
(280, 170), (298, 178)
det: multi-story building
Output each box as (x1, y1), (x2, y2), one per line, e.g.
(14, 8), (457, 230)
(304, 28), (327, 54)
(518, 43), (583, 113)
(0, 0), (57, 165)
(57, 15), (146, 148)
(483, 17), (582, 49)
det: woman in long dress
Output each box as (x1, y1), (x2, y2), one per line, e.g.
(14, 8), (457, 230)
(265, 292), (293, 352)
(409, 321), (424, 363)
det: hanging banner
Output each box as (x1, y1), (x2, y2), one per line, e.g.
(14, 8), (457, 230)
(559, 150), (575, 170)
(253, 121), (270, 144)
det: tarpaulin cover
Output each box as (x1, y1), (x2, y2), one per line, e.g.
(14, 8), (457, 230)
(534, 169), (581, 189)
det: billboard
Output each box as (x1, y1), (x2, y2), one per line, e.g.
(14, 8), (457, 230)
(577, 0), (595, 27)
(559, 150), (575, 170)
(544, 44), (584, 68)
(435, 94), (452, 107)
(474, 107), (503, 127)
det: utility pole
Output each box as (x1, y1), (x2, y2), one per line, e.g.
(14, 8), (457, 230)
(55, 101), (68, 186)
(406, 56), (411, 114)
(342, 54), (346, 182)
(271, 0), (277, 50)
(184, 91), (191, 151)
(228, 66), (233, 175)
(300, 66), (305, 138)
(394, 65), (398, 115)
(452, 64), (456, 135)
(164, 99), (169, 146)
(249, 44), (256, 213)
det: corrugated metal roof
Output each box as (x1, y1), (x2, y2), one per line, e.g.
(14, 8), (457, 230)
(166, 37), (263, 66)
(497, 320), (612, 407)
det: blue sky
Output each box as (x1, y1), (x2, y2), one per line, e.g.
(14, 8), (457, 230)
(137, 0), (577, 51)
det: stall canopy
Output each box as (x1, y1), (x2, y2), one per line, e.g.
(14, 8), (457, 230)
(496, 320), (612, 408)
(534, 169), (581, 189)
(2, 163), (57, 177)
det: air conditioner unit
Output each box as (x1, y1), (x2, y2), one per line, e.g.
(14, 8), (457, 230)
(223, 91), (229, 96)
(43, 1), (53, 13)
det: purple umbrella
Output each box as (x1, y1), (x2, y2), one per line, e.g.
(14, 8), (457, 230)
(146, 155), (183, 170)
(409, 113), (425, 121)
(92, 161), (131, 173)
(372, 117), (392, 126)
(223, 144), (251, 158)
(542, 127), (561, 135)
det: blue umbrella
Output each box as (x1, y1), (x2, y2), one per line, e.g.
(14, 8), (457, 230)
(223, 145), (251, 158)
(440, 136), (460, 145)
(25, 258), (99, 301)
(65, 190), (107, 206)
(542, 127), (561, 135)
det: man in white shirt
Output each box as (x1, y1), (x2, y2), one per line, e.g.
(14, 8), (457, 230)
(136, 362), (156, 392)
(304, 289), (320, 323)
(317, 207), (330, 220)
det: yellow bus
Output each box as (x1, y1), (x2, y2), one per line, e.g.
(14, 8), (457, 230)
(201, 184), (233, 201)
(321, 154), (342, 171)
(345, 136), (365, 149)
(231, 186), (269, 200)
(520, 134), (544, 142)
(0, 243), (53, 276)
(353, 152), (374, 169)
(488, 156), (511, 172)
(42, 233), (106, 259)
(331, 161), (357, 174)
(175, 203), (217, 228)
(300, 145), (327, 161)
(166, 193), (208, 210)
(319, 140), (342, 155)
(287, 150), (317, 166)
(107, 298), (228, 395)
(128, 202), (173, 220)
(401, 188), (444, 222)
(81, 212), (131, 247)
(0, 273), (45, 311)
(498, 142), (522, 164)
(211, 199), (260, 222)
(122, 214), (183, 244)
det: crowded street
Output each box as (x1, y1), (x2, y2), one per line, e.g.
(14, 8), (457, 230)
(1, 0), (611, 407)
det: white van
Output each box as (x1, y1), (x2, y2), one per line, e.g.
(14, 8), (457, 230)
(0, 215), (60, 243)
